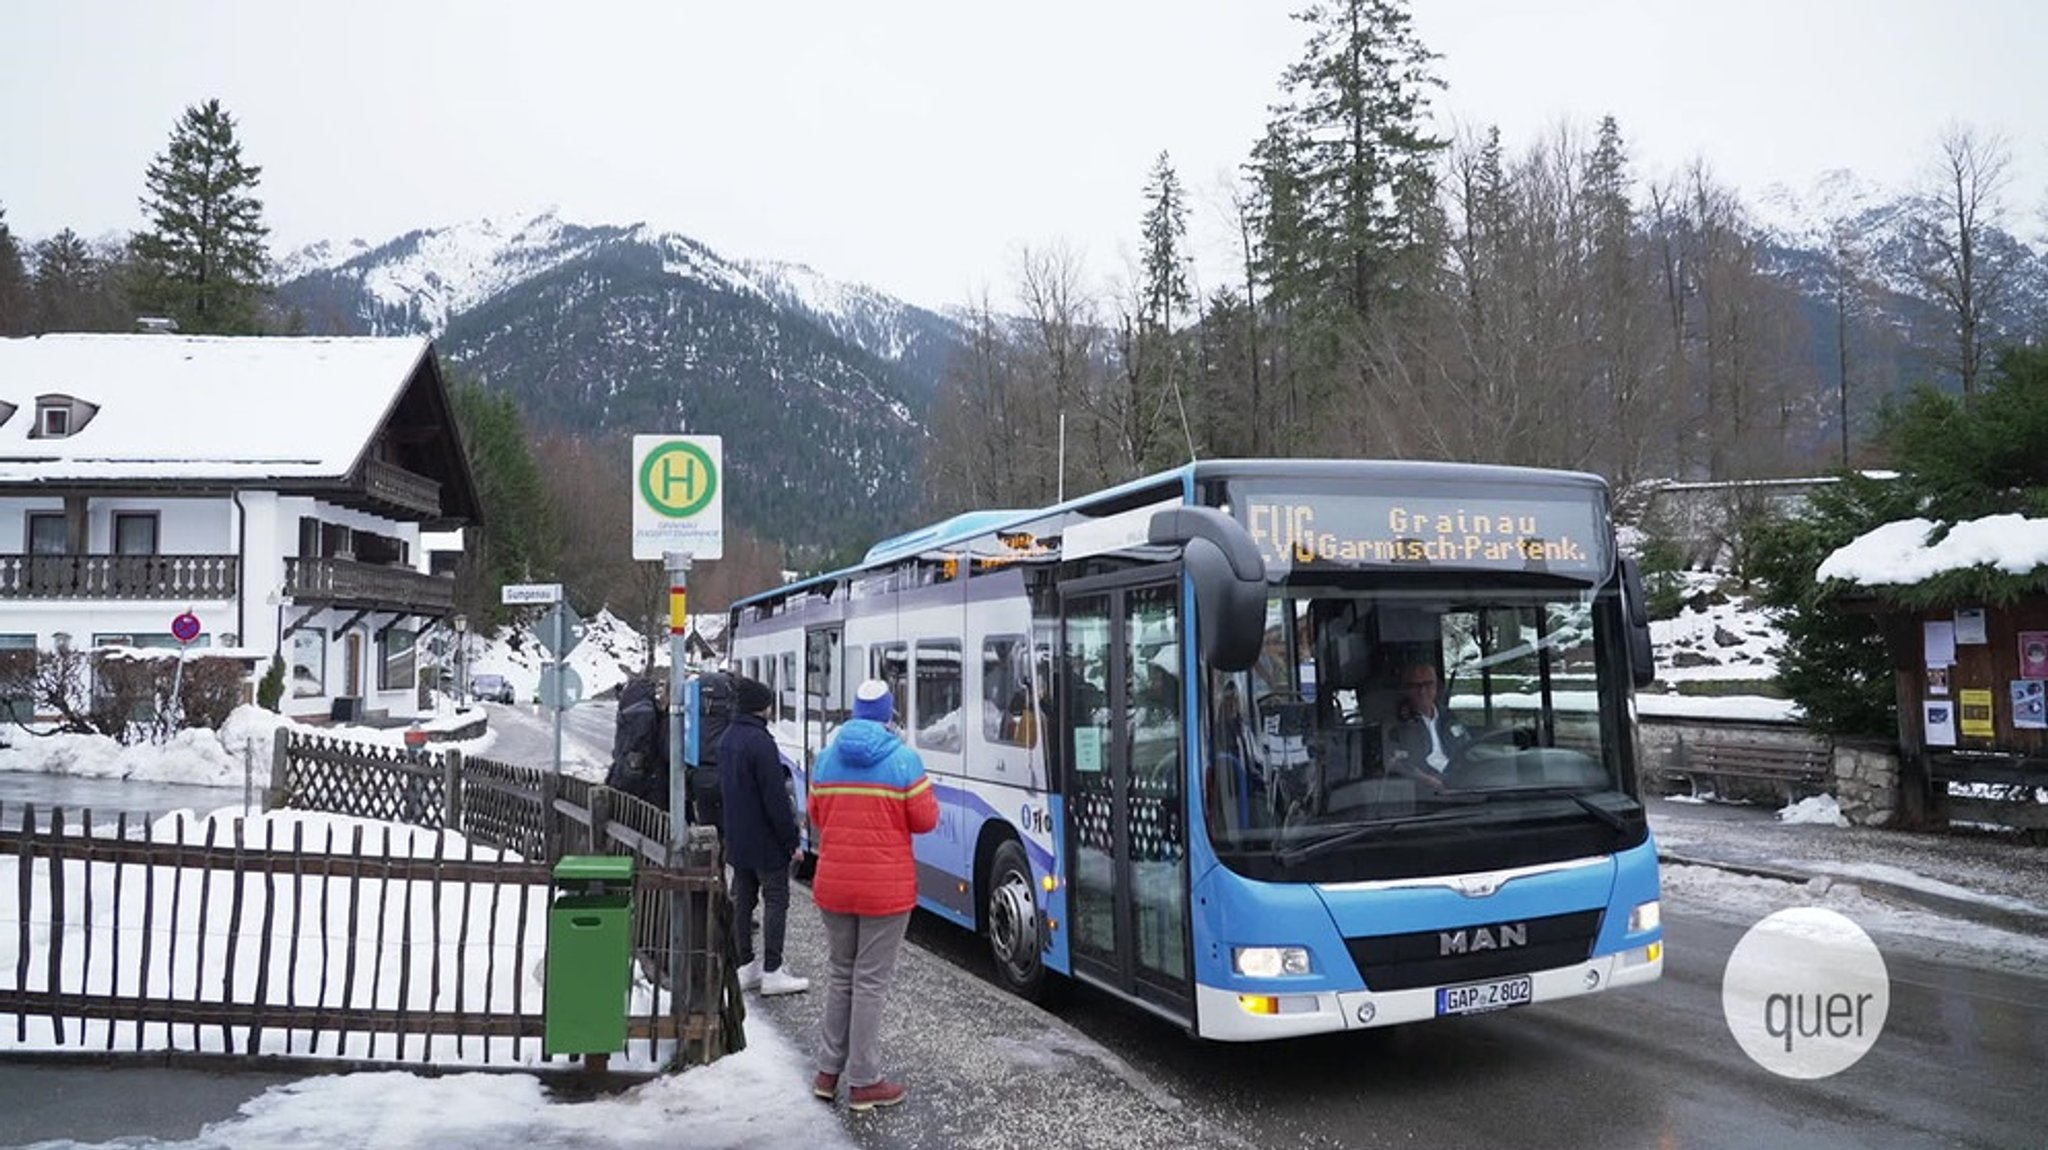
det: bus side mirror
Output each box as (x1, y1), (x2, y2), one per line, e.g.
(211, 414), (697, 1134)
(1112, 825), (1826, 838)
(1148, 507), (1267, 673)
(1620, 557), (1656, 690)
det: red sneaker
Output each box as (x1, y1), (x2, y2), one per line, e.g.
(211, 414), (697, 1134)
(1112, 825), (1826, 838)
(849, 1079), (907, 1111)
(812, 1071), (839, 1101)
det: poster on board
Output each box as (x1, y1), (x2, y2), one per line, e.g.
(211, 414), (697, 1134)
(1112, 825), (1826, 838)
(1928, 665), (1951, 695)
(1924, 620), (1957, 667)
(1958, 688), (1995, 739)
(2013, 681), (2047, 731)
(2021, 631), (2048, 678)
(1955, 607), (1988, 645)
(1924, 700), (1957, 747)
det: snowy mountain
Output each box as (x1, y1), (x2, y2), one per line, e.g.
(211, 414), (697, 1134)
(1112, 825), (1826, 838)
(1749, 169), (2048, 346)
(275, 208), (962, 388)
(274, 209), (972, 556)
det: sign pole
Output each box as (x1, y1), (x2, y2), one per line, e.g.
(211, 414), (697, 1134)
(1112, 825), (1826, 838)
(665, 552), (692, 828)
(664, 550), (693, 1039)
(551, 605), (566, 776)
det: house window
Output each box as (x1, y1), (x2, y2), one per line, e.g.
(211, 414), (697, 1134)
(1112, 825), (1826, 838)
(113, 512), (159, 557)
(380, 628), (416, 691)
(0, 634), (34, 723)
(27, 513), (68, 556)
(292, 630), (327, 697)
(93, 632), (204, 651)
(39, 406), (70, 437)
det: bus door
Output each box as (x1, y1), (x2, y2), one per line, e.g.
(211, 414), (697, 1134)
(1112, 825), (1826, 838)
(1061, 574), (1191, 1016)
(802, 627), (845, 836)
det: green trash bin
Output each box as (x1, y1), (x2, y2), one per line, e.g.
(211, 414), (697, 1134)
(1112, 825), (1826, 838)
(544, 854), (636, 1057)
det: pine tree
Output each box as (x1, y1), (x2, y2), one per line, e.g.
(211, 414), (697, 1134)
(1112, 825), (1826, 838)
(32, 230), (103, 333)
(130, 99), (272, 334)
(449, 373), (558, 629)
(1269, 0), (1445, 322)
(1140, 152), (1192, 330)
(1132, 152), (1195, 468)
(0, 206), (29, 336)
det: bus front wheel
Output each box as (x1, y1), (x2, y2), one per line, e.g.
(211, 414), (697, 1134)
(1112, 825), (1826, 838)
(986, 839), (1050, 1001)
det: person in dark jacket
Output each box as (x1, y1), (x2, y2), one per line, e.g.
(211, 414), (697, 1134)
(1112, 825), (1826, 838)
(719, 675), (809, 995)
(808, 679), (938, 1111)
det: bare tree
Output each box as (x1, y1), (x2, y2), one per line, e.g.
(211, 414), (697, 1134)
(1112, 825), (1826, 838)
(1907, 123), (2014, 395)
(1014, 242), (1114, 495)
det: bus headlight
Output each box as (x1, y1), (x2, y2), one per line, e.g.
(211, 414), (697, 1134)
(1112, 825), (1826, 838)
(1628, 900), (1661, 933)
(1234, 946), (1311, 977)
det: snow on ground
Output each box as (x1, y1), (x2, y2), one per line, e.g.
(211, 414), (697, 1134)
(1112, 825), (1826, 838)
(24, 1039), (856, 1150)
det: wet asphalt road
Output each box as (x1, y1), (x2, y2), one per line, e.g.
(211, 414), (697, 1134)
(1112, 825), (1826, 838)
(848, 903), (2048, 1150)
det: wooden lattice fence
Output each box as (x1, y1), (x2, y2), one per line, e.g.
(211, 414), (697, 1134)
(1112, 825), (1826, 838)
(0, 732), (736, 1071)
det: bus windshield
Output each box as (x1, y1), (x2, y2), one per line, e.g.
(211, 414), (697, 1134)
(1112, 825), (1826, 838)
(1202, 585), (1638, 871)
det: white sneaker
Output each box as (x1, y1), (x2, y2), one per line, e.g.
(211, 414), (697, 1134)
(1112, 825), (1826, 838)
(736, 959), (762, 990)
(760, 966), (811, 996)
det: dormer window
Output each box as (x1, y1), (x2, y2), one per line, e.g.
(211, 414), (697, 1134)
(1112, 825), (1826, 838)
(31, 394), (99, 439)
(0, 401), (16, 428)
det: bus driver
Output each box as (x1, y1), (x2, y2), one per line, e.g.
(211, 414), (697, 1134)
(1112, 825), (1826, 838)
(1383, 661), (1470, 781)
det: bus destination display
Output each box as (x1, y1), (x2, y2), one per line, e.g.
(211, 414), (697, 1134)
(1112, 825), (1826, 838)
(1235, 488), (1609, 579)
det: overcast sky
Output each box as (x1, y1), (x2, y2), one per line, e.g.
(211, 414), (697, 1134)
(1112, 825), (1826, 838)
(3, 0), (2042, 309)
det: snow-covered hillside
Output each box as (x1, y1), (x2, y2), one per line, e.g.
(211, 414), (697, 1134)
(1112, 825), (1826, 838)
(275, 207), (952, 371)
(1641, 571), (1796, 722)
(455, 608), (725, 704)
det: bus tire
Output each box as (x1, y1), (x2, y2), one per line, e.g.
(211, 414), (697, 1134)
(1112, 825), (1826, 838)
(986, 838), (1053, 1003)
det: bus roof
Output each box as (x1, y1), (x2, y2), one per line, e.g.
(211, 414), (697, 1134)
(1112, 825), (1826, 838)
(731, 458), (1612, 611)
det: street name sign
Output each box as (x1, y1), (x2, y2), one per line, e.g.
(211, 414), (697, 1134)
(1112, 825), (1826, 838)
(502, 583), (564, 605)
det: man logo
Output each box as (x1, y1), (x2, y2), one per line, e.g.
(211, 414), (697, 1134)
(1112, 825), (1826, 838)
(1440, 922), (1529, 956)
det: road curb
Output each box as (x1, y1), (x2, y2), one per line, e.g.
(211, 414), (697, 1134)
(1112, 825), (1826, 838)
(1659, 849), (2048, 936)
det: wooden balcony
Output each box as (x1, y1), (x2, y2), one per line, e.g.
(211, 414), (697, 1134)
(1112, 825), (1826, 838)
(0, 554), (238, 600)
(284, 557), (454, 614)
(330, 458), (443, 520)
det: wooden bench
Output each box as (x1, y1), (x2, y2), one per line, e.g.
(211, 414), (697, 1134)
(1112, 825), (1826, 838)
(1666, 736), (1832, 802)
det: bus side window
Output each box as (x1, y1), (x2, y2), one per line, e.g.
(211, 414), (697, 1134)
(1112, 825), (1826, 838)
(984, 635), (1035, 748)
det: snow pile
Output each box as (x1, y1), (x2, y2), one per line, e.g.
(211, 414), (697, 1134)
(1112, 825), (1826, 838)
(1819, 514), (2048, 586)
(1777, 793), (1850, 827)
(0, 705), (497, 790)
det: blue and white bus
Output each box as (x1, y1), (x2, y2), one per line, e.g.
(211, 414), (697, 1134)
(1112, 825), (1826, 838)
(726, 459), (1663, 1040)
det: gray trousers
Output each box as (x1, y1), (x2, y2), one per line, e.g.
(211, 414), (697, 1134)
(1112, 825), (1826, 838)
(817, 909), (911, 1088)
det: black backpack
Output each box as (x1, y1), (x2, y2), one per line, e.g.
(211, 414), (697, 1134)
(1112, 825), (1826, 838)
(687, 671), (738, 829)
(605, 677), (671, 806)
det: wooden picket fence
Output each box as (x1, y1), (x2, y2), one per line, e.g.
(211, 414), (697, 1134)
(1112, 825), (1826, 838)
(0, 731), (735, 1071)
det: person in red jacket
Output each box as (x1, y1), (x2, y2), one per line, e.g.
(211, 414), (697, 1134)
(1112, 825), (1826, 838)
(808, 678), (939, 1111)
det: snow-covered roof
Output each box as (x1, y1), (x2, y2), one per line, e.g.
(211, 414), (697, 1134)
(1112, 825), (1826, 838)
(0, 333), (431, 483)
(1817, 515), (2048, 586)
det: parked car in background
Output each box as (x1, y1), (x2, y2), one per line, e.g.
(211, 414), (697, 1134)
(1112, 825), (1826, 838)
(469, 673), (516, 704)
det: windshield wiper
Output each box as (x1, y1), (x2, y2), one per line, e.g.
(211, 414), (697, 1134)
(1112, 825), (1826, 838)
(1473, 786), (1635, 832)
(1273, 806), (1484, 868)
